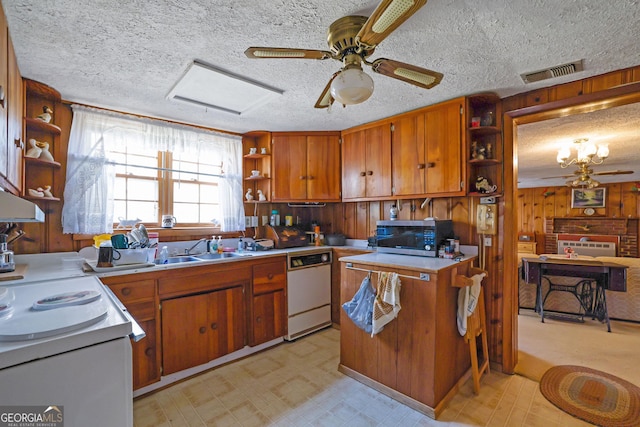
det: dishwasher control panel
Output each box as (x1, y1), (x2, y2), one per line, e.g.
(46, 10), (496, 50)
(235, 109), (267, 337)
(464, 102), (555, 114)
(288, 251), (332, 270)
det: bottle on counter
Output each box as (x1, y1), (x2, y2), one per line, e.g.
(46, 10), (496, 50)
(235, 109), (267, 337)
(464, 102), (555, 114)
(285, 214), (293, 227)
(216, 236), (223, 254)
(390, 204), (398, 220)
(238, 237), (244, 253)
(158, 246), (169, 264)
(270, 210), (280, 227)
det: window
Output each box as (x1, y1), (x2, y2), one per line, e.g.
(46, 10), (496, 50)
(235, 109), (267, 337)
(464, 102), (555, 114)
(63, 105), (245, 234)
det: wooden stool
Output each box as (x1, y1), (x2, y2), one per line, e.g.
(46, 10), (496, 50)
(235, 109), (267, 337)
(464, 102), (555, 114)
(455, 267), (490, 394)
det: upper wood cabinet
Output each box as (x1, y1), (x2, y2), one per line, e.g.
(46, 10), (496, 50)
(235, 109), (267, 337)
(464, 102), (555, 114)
(342, 122), (392, 200)
(391, 98), (465, 197)
(271, 132), (341, 202)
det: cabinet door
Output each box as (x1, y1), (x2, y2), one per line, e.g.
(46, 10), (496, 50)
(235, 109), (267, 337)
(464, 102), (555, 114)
(208, 286), (245, 360)
(0, 9), (8, 183)
(6, 38), (22, 192)
(306, 134), (341, 201)
(252, 290), (286, 346)
(162, 293), (210, 375)
(392, 113), (426, 196)
(364, 124), (392, 198)
(341, 130), (367, 199)
(425, 100), (464, 195)
(271, 134), (307, 201)
(131, 319), (160, 389)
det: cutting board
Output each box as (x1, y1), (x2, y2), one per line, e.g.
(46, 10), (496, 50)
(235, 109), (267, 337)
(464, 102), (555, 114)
(0, 264), (28, 281)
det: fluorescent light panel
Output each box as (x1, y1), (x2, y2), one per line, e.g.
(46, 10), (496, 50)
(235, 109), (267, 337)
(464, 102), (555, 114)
(168, 61), (283, 115)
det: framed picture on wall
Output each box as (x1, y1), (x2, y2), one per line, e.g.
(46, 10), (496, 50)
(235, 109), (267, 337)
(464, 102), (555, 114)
(571, 188), (606, 208)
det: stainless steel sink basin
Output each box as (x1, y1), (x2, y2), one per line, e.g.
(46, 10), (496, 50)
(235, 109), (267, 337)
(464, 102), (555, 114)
(194, 252), (248, 260)
(154, 256), (200, 264)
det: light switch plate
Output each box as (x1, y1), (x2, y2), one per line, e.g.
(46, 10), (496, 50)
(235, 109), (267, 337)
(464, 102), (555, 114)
(244, 217), (252, 228)
(262, 215), (269, 226)
(484, 237), (492, 247)
(251, 216), (259, 227)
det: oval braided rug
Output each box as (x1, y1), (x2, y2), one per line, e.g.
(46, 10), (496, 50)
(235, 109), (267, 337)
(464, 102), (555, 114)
(540, 365), (640, 427)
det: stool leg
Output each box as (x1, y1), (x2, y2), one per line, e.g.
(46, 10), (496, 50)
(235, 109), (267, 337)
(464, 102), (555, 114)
(469, 334), (480, 394)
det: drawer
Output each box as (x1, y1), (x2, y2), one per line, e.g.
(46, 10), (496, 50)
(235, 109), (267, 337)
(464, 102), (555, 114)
(126, 300), (156, 322)
(518, 242), (536, 254)
(253, 262), (286, 294)
(109, 279), (155, 302)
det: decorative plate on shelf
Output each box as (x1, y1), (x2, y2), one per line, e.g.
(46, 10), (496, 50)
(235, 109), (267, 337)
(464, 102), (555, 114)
(584, 208), (595, 216)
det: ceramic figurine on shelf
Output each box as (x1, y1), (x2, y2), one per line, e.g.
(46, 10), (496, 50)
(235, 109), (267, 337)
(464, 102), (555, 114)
(257, 189), (266, 201)
(245, 188), (254, 201)
(36, 141), (55, 162)
(28, 188), (44, 197)
(25, 138), (42, 158)
(36, 106), (53, 123)
(39, 185), (53, 198)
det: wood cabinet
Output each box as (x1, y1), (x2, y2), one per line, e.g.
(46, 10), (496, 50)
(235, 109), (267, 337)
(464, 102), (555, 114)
(342, 122), (392, 200)
(339, 260), (474, 417)
(101, 276), (161, 390)
(271, 132), (341, 202)
(391, 99), (465, 197)
(161, 286), (245, 375)
(466, 93), (502, 196)
(249, 257), (287, 346)
(242, 131), (271, 204)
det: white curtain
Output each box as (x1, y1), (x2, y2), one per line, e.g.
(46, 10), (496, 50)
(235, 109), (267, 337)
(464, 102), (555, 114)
(62, 105), (245, 234)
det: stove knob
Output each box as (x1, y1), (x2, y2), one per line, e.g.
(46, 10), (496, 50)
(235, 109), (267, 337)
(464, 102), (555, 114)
(321, 253), (329, 263)
(424, 244), (432, 251)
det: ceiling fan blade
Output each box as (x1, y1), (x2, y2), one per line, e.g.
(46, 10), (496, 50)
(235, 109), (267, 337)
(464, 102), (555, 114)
(592, 170), (634, 176)
(370, 58), (443, 89)
(314, 74), (338, 109)
(542, 174), (573, 179)
(356, 0), (427, 49)
(244, 47), (333, 60)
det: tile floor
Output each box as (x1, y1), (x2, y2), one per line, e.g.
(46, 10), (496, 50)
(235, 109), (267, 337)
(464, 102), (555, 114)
(133, 328), (594, 426)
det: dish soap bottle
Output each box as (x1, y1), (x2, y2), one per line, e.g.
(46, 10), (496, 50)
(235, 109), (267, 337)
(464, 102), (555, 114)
(158, 246), (169, 264)
(216, 236), (223, 254)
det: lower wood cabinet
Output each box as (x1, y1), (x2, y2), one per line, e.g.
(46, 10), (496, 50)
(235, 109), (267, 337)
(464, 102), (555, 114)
(251, 290), (286, 346)
(161, 285), (245, 375)
(103, 277), (160, 390)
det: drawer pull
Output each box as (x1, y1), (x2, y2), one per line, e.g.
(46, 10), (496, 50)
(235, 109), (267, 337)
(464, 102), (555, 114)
(144, 348), (153, 357)
(122, 287), (132, 296)
(367, 170), (373, 175)
(256, 316), (262, 323)
(360, 172), (366, 177)
(199, 326), (206, 334)
(211, 323), (218, 330)
(267, 273), (274, 280)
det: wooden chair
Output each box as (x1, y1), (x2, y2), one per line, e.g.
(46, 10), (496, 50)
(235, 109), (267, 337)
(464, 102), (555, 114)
(454, 267), (490, 394)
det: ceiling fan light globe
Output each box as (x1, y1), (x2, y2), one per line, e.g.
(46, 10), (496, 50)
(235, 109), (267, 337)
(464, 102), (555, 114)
(330, 68), (374, 105)
(597, 144), (609, 159)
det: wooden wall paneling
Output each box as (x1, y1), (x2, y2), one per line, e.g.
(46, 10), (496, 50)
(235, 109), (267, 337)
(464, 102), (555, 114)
(48, 103), (73, 252)
(367, 201), (381, 239)
(356, 201), (370, 239)
(608, 183), (622, 218)
(342, 203), (357, 239)
(548, 80), (584, 101)
(620, 183), (638, 218)
(525, 89), (549, 107)
(0, 5), (7, 185)
(585, 71), (625, 93)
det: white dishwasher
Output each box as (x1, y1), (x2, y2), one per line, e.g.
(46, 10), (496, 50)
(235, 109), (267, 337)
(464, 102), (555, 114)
(285, 249), (332, 341)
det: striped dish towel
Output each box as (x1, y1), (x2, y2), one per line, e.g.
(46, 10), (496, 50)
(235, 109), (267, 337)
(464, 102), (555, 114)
(371, 272), (401, 336)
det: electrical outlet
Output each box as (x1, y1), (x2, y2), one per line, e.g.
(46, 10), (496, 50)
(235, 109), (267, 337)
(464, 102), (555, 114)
(251, 216), (259, 227)
(262, 215), (269, 226)
(484, 236), (492, 247)
(244, 217), (252, 228)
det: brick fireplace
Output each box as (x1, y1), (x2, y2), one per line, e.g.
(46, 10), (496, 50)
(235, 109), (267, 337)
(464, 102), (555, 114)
(544, 217), (639, 257)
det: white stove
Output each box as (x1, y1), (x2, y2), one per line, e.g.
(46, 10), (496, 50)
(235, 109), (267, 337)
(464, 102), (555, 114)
(0, 254), (139, 427)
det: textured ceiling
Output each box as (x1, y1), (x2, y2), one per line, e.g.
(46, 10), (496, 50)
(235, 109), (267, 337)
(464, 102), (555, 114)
(3, 0), (640, 187)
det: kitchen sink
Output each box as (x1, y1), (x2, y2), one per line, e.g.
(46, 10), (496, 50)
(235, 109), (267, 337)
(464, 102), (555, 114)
(154, 256), (200, 264)
(194, 252), (249, 260)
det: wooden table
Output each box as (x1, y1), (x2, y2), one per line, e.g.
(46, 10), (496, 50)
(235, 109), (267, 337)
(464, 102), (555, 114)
(521, 257), (627, 332)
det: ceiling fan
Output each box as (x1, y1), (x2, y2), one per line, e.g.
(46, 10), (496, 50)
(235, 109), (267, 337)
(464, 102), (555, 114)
(244, 0), (443, 108)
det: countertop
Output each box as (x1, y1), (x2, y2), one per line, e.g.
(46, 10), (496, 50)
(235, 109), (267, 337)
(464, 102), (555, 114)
(2, 242), (372, 285)
(339, 245), (478, 273)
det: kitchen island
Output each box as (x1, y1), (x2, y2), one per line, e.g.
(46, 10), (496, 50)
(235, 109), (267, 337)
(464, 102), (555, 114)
(339, 252), (479, 419)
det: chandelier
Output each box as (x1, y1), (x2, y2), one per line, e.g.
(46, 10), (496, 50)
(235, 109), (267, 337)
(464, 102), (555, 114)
(557, 138), (609, 188)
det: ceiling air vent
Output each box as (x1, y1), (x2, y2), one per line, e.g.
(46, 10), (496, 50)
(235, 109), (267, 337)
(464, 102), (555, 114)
(520, 59), (584, 84)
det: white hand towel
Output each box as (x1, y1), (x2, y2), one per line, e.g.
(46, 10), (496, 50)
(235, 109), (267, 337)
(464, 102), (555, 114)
(457, 273), (486, 336)
(371, 272), (401, 336)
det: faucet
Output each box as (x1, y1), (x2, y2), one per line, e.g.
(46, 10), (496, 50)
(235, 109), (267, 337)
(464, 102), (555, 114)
(185, 238), (208, 255)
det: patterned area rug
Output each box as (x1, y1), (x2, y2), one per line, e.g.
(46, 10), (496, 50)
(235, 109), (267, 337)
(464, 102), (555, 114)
(540, 365), (640, 427)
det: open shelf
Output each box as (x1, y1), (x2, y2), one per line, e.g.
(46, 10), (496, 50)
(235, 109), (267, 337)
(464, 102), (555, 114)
(24, 196), (60, 202)
(25, 117), (62, 134)
(24, 157), (61, 168)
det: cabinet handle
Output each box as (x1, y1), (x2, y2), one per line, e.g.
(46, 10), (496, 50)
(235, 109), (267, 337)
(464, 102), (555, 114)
(14, 139), (23, 149)
(144, 348), (153, 357)
(256, 316), (262, 323)
(121, 287), (132, 296)
(199, 326), (206, 334)
(267, 273), (274, 280)
(360, 172), (366, 177)
(367, 171), (373, 176)
(211, 323), (218, 330)
(417, 163), (426, 169)
(307, 175), (314, 180)
(426, 162), (436, 168)
(299, 176), (306, 180)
